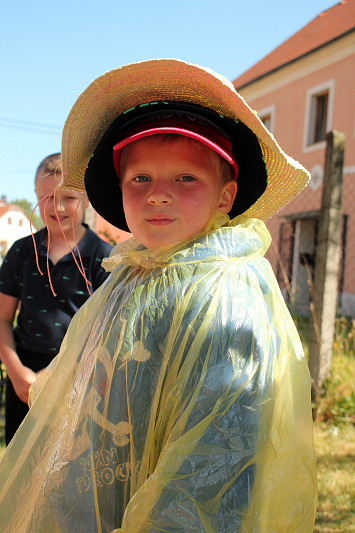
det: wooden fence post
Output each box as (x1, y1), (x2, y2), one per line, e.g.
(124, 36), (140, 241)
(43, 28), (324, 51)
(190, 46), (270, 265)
(308, 131), (345, 393)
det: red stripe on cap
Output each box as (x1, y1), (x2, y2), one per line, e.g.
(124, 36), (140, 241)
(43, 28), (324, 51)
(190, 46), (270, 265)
(113, 124), (238, 180)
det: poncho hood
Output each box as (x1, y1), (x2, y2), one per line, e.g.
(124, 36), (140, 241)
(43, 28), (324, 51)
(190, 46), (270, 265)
(102, 212), (271, 272)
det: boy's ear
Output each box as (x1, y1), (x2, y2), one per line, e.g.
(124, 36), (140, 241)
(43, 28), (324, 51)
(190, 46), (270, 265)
(82, 193), (90, 209)
(218, 180), (238, 213)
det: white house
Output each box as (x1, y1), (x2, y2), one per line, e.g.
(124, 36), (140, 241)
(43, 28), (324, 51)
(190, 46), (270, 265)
(0, 199), (32, 260)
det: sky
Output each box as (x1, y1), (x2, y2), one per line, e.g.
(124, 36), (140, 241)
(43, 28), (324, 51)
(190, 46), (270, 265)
(1, 0), (337, 206)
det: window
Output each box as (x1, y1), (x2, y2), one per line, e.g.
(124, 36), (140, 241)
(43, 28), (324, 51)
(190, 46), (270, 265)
(276, 220), (295, 295)
(7, 217), (12, 224)
(19, 219), (23, 227)
(304, 80), (334, 151)
(261, 114), (272, 130)
(276, 213), (347, 315)
(258, 105), (275, 133)
(313, 92), (328, 143)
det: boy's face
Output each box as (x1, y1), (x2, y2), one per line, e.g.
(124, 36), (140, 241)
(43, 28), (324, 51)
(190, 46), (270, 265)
(35, 172), (89, 237)
(120, 137), (237, 248)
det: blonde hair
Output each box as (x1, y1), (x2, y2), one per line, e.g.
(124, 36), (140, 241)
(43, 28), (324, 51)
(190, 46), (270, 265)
(35, 153), (62, 179)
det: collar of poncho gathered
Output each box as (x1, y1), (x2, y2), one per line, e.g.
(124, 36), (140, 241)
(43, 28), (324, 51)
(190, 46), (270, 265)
(102, 212), (271, 272)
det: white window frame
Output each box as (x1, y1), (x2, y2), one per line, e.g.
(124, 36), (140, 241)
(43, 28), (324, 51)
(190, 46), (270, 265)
(258, 105), (276, 134)
(303, 79), (335, 153)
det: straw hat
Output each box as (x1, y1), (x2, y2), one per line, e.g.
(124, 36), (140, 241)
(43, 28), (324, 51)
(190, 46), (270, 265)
(61, 58), (309, 230)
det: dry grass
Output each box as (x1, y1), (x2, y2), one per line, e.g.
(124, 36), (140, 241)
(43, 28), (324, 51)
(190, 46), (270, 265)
(314, 423), (355, 532)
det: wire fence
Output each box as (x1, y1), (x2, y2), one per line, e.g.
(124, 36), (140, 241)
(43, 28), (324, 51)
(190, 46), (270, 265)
(265, 169), (355, 319)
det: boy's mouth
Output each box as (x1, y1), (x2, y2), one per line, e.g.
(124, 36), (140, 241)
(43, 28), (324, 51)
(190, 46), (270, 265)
(50, 215), (68, 223)
(146, 215), (175, 226)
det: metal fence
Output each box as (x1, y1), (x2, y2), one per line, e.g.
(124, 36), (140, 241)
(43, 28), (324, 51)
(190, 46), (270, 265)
(265, 155), (355, 319)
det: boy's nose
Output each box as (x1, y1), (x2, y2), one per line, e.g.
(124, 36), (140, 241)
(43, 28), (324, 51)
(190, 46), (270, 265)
(147, 186), (172, 206)
(54, 197), (66, 211)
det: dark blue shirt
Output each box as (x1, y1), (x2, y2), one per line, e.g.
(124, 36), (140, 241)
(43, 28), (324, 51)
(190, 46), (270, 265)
(0, 225), (112, 356)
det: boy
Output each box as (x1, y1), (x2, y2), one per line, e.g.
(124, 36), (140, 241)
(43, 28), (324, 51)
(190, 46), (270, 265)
(0, 60), (317, 532)
(0, 153), (112, 444)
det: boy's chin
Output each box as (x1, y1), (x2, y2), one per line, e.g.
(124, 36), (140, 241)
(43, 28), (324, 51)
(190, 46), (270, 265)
(139, 233), (199, 249)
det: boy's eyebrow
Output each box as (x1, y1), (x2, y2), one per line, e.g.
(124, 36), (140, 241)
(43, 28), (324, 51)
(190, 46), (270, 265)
(112, 121), (238, 181)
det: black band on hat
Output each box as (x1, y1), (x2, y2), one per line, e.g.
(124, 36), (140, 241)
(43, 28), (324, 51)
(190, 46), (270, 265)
(85, 101), (267, 231)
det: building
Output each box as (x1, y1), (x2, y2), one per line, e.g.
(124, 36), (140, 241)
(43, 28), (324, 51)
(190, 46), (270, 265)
(95, 216), (131, 246)
(0, 196), (33, 260)
(233, 0), (355, 316)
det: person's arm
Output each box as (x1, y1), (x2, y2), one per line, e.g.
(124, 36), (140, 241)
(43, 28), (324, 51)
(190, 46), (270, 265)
(0, 292), (36, 404)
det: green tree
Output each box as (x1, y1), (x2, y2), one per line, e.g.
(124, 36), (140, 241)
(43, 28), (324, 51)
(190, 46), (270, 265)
(11, 199), (43, 230)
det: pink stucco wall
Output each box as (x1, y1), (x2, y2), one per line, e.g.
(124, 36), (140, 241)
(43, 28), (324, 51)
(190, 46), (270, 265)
(238, 44), (355, 313)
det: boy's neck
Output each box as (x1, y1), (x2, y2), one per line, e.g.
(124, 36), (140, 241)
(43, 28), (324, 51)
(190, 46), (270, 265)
(46, 223), (87, 265)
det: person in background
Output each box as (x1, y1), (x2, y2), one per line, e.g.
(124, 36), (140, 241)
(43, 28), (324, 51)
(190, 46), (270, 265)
(0, 153), (112, 444)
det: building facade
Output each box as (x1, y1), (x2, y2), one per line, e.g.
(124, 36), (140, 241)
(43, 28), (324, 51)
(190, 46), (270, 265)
(233, 0), (355, 316)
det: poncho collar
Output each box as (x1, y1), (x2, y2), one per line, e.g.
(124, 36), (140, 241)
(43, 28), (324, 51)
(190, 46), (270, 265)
(102, 213), (271, 272)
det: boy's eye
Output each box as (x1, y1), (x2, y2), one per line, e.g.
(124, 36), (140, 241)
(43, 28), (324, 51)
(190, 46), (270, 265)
(133, 175), (150, 183)
(177, 175), (196, 182)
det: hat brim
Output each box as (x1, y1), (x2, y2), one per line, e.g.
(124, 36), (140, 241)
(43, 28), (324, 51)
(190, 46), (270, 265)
(61, 58), (309, 225)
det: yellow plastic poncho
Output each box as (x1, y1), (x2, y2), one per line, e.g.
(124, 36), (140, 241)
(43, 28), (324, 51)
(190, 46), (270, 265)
(0, 214), (317, 532)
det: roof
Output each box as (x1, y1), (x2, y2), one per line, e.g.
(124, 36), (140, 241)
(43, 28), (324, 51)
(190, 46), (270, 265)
(233, 0), (355, 89)
(0, 204), (26, 218)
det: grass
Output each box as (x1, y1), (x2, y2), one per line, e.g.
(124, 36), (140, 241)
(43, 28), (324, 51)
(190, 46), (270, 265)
(312, 338), (355, 532)
(314, 423), (355, 532)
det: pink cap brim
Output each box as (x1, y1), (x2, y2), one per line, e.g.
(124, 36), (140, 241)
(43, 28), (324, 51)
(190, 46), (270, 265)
(113, 125), (238, 179)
